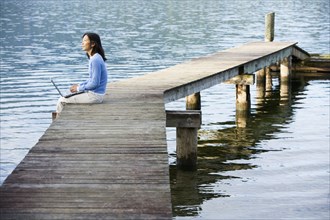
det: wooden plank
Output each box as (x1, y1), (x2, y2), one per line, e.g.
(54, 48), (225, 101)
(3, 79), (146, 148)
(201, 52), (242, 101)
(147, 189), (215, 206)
(166, 110), (201, 128)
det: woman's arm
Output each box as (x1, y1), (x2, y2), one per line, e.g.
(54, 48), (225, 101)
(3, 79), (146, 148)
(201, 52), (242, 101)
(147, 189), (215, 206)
(79, 57), (103, 91)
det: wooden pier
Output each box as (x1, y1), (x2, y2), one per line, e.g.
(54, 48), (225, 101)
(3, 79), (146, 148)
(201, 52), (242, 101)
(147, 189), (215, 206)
(0, 41), (309, 219)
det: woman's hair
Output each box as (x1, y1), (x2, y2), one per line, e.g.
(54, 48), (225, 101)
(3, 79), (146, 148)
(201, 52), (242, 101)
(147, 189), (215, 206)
(82, 32), (107, 61)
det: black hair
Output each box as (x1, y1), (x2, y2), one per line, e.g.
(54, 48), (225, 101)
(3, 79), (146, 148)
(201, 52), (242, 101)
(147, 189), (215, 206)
(82, 32), (107, 61)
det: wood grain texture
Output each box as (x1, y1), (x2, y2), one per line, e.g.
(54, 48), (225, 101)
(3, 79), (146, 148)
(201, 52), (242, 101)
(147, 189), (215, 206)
(0, 42), (309, 219)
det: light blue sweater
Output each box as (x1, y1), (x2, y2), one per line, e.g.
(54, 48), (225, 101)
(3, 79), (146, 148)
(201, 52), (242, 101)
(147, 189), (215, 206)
(78, 53), (108, 94)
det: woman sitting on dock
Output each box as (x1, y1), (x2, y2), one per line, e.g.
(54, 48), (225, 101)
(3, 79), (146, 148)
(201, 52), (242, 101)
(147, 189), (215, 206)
(56, 32), (108, 113)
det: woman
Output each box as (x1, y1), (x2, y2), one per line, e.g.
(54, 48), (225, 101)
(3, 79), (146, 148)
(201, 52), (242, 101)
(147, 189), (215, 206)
(56, 32), (108, 113)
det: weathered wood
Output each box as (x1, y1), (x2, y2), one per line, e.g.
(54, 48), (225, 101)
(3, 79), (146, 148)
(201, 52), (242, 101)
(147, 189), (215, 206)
(236, 84), (251, 111)
(293, 54), (329, 72)
(176, 127), (198, 170)
(265, 12), (275, 42)
(166, 110), (201, 128)
(166, 110), (201, 170)
(280, 57), (292, 81)
(0, 41), (310, 220)
(235, 67), (251, 112)
(225, 74), (255, 85)
(265, 67), (273, 96)
(163, 42), (308, 102)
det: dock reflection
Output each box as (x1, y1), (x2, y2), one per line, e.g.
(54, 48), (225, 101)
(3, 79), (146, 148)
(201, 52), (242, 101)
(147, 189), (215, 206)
(170, 73), (328, 217)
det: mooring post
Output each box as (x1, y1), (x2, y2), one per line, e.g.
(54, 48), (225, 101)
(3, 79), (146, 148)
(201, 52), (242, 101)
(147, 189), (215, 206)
(265, 12), (275, 42)
(166, 110), (201, 170)
(256, 12), (275, 101)
(264, 12), (275, 97)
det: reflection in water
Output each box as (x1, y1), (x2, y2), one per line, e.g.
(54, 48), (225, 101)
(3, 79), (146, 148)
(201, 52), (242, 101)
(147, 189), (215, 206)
(170, 74), (328, 217)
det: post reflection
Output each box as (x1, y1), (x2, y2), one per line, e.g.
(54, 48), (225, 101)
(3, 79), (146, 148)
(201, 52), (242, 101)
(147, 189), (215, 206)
(171, 74), (315, 217)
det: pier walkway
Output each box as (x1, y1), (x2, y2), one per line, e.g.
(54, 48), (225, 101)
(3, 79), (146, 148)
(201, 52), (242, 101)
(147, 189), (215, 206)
(0, 42), (309, 219)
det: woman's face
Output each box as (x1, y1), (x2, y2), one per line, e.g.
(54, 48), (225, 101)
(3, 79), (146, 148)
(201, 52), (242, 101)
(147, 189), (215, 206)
(82, 35), (93, 53)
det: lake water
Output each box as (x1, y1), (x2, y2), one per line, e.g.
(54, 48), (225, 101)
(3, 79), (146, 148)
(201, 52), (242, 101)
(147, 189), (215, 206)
(0, 0), (329, 219)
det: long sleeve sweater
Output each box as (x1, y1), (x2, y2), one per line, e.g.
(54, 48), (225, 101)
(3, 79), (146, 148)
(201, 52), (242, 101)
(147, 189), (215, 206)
(78, 53), (108, 94)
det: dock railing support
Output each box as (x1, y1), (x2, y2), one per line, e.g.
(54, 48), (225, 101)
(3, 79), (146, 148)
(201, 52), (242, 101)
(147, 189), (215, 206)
(166, 110), (201, 170)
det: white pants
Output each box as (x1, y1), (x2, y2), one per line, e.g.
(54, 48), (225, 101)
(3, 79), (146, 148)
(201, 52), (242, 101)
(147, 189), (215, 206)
(56, 92), (104, 113)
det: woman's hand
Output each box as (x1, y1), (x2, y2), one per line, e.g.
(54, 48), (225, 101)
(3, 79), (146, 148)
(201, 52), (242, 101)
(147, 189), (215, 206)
(70, 84), (79, 93)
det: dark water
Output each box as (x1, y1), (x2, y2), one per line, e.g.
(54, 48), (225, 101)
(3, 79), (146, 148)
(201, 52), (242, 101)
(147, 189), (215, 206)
(1, 0), (329, 219)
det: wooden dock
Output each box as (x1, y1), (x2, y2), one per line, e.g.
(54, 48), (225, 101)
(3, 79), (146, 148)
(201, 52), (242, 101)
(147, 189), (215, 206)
(0, 42), (309, 219)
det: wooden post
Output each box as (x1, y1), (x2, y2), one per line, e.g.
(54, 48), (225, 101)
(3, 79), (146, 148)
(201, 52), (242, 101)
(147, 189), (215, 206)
(265, 12), (275, 42)
(166, 110), (201, 170)
(264, 12), (275, 97)
(280, 57), (291, 81)
(236, 84), (250, 128)
(265, 67), (273, 97)
(183, 92), (200, 170)
(256, 68), (266, 85)
(234, 67), (251, 128)
(186, 92), (201, 110)
(235, 67), (251, 112)
(280, 57), (292, 104)
(176, 127), (198, 170)
(236, 84), (251, 111)
(256, 68), (266, 102)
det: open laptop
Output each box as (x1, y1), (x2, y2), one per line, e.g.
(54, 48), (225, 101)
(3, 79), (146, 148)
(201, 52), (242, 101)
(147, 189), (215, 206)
(51, 78), (84, 98)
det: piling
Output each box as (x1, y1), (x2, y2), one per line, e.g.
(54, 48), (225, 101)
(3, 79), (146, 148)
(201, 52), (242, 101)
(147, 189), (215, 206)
(176, 127), (198, 170)
(170, 92), (201, 170)
(166, 111), (201, 171)
(280, 57), (292, 81)
(234, 67), (252, 128)
(280, 57), (292, 104)
(265, 12), (275, 42)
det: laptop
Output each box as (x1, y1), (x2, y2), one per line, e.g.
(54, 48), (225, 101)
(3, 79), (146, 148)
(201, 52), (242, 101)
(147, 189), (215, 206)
(51, 78), (84, 98)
